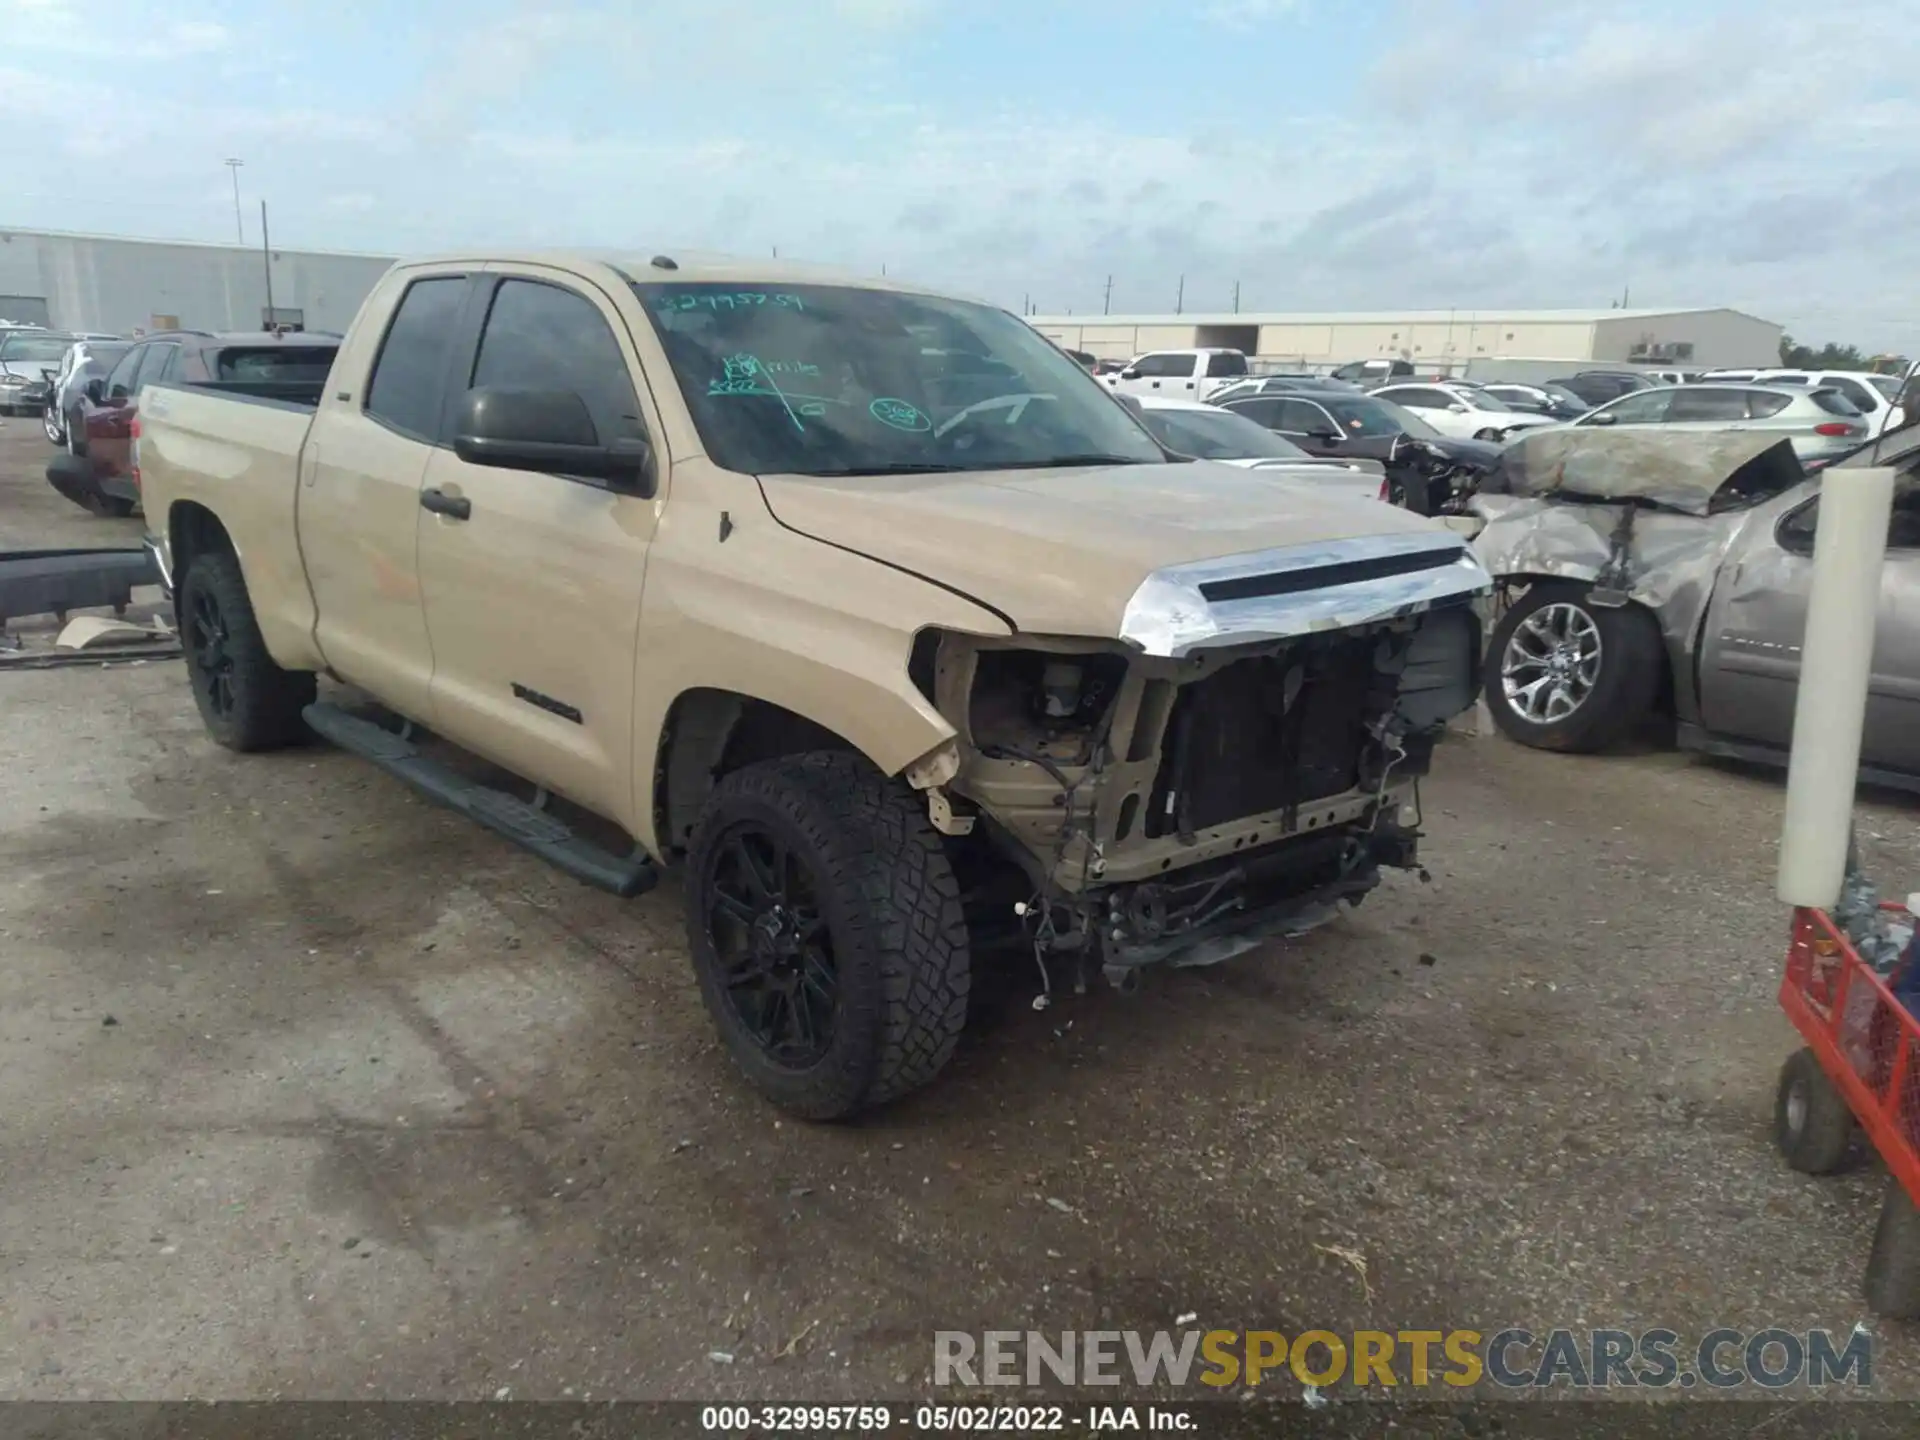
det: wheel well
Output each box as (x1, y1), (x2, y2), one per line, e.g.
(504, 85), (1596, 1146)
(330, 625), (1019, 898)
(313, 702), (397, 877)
(654, 689), (860, 860)
(169, 501), (235, 578)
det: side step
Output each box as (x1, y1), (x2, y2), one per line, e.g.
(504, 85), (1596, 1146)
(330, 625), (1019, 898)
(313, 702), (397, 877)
(302, 702), (658, 898)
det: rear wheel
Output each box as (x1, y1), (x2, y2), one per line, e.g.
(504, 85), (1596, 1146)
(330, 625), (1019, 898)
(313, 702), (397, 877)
(178, 549), (315, 751)
(66, 408), (88, 456)
(1866, 1179), (1920, 1319)
(685, 751), (971, 1119)
(43, 401), (63, 446)
(1484, 581), (1664, 752)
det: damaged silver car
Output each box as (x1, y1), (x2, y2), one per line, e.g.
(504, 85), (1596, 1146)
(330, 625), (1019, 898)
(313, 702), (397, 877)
(1471, 418), (1920, 786)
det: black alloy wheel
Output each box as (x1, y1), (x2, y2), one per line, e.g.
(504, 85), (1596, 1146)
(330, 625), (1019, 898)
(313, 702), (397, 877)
(188, 581), (237, 720)
(706, 823), (839, 1068)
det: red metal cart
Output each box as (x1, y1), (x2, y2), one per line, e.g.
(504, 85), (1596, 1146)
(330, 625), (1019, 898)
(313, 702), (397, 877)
(1776, 903), (1920, 1316)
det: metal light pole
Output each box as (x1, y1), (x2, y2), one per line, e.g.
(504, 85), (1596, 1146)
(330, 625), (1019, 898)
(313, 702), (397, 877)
(224, 159), (244, 243)
(261, 200), (276, 328)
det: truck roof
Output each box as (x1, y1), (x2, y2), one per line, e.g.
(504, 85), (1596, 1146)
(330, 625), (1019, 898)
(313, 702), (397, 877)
(390, 249), (963, 302)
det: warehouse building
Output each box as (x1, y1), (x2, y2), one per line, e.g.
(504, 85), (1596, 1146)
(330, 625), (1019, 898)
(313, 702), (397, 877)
(0, 227), (396, 335)
(1029, 307), (1782, 372)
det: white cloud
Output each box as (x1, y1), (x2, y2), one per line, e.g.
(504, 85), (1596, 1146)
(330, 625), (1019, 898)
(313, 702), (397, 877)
(2, 0), (1916, 352)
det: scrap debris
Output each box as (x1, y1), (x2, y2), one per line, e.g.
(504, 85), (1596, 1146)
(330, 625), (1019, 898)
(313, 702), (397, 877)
(1312, 1242), (1373, 1301)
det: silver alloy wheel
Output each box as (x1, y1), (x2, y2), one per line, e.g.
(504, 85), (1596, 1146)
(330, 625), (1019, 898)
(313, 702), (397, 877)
(1785, 1077), (1808, 1137)
(1502, 601), (1604, 723)
(44, 401), (62, 445)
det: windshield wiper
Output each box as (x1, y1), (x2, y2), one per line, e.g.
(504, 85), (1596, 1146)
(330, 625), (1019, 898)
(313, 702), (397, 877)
(790, 463), (958, 476)
(980, 454), (1156, 470)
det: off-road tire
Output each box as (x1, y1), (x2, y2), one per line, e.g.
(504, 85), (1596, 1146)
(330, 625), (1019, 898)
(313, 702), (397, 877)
(1866, 1178), (1920, 1319)
(178, 548), (315, 752)
(685, 751), (971, 1119)
(1773, 1047), (1855, 1175)
(1484, 581), (1664, 752)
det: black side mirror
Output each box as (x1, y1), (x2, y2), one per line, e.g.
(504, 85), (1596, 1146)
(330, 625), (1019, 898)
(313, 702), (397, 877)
(454, 387), (653, 491)
(84, 378), (105, 404)
(1310, 430), (1341, 445)
(1120, 367), (1141, 380)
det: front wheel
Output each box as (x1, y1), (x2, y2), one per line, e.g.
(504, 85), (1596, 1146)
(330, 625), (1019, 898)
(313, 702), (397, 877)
(1483, 581), (1664, 752)
(178, 549), (316, 751)
(685, 751), (971, 1119)
(1774, 1047), (1855, 1175)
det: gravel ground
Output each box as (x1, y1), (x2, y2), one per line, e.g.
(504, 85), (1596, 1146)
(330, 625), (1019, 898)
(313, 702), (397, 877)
(3, 417), (1919, 1405)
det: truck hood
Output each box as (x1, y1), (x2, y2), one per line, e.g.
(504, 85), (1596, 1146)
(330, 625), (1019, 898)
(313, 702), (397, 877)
(757, 459), (1452, 638)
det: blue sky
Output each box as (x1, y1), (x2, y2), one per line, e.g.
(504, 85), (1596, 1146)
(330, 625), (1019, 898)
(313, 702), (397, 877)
(6, 0), (1918, 351)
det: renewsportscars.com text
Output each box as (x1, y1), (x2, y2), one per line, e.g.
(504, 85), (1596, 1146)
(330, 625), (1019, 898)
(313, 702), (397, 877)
(933, 1327), (1873, 1390)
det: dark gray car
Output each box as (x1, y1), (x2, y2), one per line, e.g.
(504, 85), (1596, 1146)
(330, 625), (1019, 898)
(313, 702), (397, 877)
(1470, 422), (1920, 787)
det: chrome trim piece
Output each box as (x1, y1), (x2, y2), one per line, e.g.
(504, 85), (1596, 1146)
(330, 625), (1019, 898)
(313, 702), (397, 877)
(142, 533), (174, 598)
(1118, 531), (1491, 657)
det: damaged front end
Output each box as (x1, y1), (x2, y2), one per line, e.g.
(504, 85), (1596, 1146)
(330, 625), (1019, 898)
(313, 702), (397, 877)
(914, 532), (1490, 988)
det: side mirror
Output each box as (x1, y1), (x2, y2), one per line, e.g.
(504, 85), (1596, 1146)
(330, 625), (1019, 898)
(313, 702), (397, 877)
(1120, 367), (1141, 380)
(84, 378), (105, 404)
(1309, 430), (1341, 445)
(1447, 403), (1469, 413)
(453, 387), (653, 491)
(1585, 411), (1617, 426)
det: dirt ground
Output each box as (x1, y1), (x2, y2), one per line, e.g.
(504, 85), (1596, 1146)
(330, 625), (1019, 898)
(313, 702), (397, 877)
(4, 416), (1920, 1404)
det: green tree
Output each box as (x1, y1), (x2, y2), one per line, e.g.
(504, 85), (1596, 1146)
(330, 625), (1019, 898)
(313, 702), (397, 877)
(1778, 333), (1873, 369)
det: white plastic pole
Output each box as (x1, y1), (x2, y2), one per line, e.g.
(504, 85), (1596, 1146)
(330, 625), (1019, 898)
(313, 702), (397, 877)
(1777, 467), (1896, 907)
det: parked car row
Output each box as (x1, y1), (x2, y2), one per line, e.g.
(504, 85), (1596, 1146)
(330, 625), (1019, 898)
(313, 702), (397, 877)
(42, 329), (341, 516)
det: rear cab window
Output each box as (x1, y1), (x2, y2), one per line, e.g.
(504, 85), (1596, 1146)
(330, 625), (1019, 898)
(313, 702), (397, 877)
(1204, 352), (1247, 378)
(364, 275), (471, 440)
(214, 346), (339, 383)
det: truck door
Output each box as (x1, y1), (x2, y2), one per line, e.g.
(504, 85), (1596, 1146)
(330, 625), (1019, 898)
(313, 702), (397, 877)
(1697, 480), (1920, 775)
(300, 271), (472, 719)
(413, 268), (664, 824)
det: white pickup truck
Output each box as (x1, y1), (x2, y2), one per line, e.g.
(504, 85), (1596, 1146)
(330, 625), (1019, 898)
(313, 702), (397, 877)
(1101, 348), (1250, 402)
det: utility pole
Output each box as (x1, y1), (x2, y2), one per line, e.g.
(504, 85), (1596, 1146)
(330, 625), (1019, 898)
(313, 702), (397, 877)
(1175, 275), (1184, 315)
(224, 158), (244, 244)
(260, 200), (275, 328)
(1232, 280), (1241, 314)
(1102, 274), (1112, 315)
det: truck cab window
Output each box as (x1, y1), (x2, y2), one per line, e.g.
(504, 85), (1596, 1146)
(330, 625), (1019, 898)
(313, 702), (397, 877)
(364, 276), (468, 441)
(1204, 352), (1246, 378)
(470, 279), (644, 442)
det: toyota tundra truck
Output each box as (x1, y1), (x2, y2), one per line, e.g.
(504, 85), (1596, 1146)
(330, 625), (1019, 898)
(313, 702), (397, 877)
(136, 251), (1490, 1118)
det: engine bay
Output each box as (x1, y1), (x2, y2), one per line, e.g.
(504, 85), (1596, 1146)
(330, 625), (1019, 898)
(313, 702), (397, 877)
(916, 600), (1481, 982)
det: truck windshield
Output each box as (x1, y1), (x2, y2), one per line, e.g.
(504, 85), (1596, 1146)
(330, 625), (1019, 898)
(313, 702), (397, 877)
(633, 283), (1165, 476)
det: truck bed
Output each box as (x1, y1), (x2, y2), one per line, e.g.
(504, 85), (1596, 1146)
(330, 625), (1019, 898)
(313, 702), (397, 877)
(137, 380), (319, 664)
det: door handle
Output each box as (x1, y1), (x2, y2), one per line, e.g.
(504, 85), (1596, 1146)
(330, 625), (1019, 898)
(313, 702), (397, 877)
(420, 487), (471, 520)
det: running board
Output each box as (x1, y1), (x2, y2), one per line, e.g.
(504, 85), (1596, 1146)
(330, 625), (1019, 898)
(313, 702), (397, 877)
(302, 702), (658, 897)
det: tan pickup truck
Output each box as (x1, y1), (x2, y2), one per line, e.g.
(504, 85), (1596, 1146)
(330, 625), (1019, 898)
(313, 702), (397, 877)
(137, 251), (1490, 1117)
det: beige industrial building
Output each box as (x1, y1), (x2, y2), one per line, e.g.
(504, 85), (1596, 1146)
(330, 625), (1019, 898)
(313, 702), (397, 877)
(0, 226), (397, 335)
(1029, 307), (1782, 371)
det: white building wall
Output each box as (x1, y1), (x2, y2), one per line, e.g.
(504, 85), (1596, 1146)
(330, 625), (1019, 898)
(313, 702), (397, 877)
(0, 229), (396, 335)
(1589, 310), (1780, 368)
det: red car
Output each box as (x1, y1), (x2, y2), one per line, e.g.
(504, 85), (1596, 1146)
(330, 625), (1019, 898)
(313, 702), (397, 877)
(48, 330), (338, 516)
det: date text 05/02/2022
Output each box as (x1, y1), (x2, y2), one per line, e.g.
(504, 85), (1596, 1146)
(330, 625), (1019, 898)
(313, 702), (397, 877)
(699, 1403), (1194, 1432)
